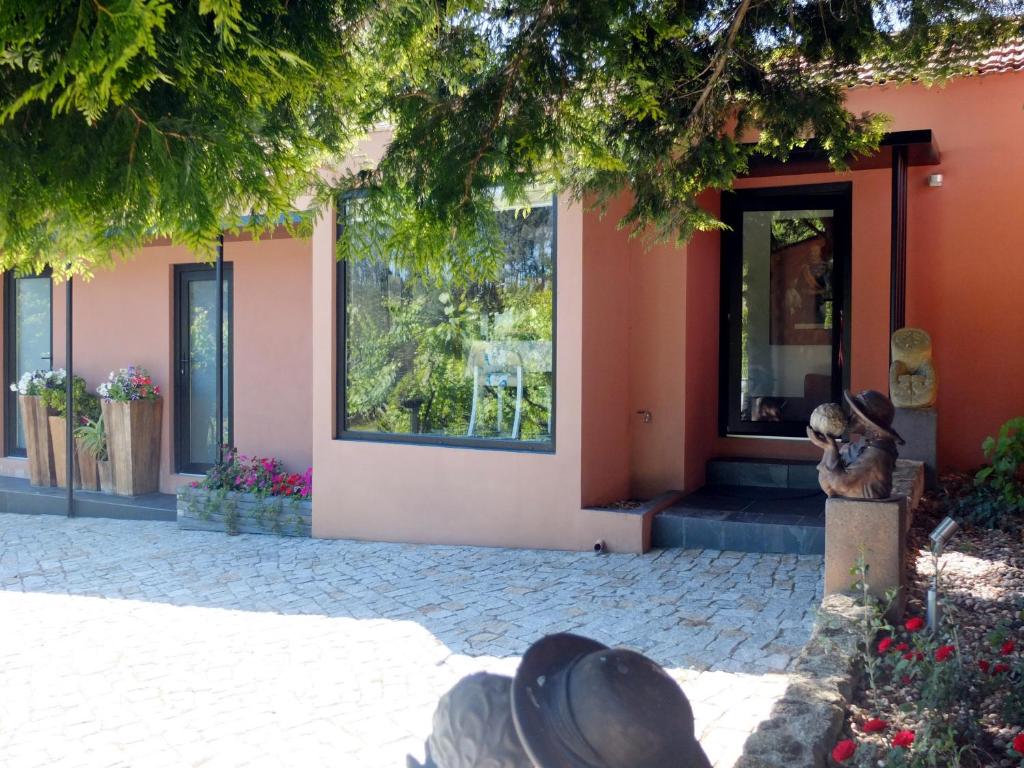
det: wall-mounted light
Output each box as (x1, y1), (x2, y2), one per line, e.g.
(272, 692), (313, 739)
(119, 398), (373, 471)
(927, 173), (944, 188)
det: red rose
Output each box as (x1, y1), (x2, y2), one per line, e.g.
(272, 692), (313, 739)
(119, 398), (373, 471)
(904, 617), (925, 632)
(892, 730), (915, 749)
(877, 637), (893, 654)
(1001, 640), (1016, 656)
(900, 675), (912, 685)
(994, 663), (1011, 674)
(894, 642), (909, 652)
(1012, 733), (1024, 755)
(935, 645), (956, 662)
(831, 739), (857, 763)
(978, 659), (991, 673)
(863, 718), (887, 733)
(902, 651), (924, 662)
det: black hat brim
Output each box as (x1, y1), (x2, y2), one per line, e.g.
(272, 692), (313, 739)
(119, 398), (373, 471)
(511, 633), (712, 768)
(844, 390), (904, 444)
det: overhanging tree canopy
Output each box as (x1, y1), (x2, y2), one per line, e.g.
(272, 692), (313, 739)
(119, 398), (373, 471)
(1, 0), (1020, 276)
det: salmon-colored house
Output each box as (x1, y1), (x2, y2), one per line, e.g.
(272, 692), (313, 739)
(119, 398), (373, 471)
(2, 47), (1021, 552)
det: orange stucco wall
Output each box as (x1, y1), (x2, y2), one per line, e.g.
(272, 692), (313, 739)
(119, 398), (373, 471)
(0, 235), (313, 492)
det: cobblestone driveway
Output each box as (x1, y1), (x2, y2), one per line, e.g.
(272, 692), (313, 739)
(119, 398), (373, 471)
(0, 514), (822, 768)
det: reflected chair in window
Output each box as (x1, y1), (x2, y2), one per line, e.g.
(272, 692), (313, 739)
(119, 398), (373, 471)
(466, 344), (525, 439)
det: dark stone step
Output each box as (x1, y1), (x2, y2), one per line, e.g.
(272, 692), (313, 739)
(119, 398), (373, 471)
(651, 484), (826, 555)
(706, 457), (820, 490)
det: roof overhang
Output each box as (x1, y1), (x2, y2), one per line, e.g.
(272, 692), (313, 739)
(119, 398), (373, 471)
(744, 129), (940, 178)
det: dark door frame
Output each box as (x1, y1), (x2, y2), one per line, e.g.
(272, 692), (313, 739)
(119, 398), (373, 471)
(173, 263), (234, 474)
(4, 270), (54, 457)
(719, 182), (852, 439)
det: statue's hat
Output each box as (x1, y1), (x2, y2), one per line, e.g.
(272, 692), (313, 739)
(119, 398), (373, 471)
(844, 389), (904, 444)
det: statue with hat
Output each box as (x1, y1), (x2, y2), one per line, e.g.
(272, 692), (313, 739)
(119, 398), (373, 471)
(807, 390), (904, 499)
(408, 633), (713, 768)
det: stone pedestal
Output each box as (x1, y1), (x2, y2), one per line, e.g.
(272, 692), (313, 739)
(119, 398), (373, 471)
(824, 495), (908, 619)
(893, 407), (937, 489)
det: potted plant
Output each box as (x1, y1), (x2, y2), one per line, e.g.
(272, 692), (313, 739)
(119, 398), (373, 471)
(74, 412), (109, 492)
(177, 450), (312, 536)
(42, 375), (98, 489)
(98, 366), (162, 496)
(9, 369), (65, 487)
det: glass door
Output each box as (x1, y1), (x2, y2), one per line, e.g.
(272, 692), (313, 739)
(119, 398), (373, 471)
(174, 264), (232, 473)
(4, 272), (53, 456)
(720, 184), (851, 438)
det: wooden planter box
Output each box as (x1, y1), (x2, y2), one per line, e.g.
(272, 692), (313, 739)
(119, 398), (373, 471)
(98, 460), (114, 494)
(76, 436), (100, 492)
(19, 395), (56, 487)
(177, 486), (312, 537)
(48, 416), (82, 489)
(102, 398), (162, 496)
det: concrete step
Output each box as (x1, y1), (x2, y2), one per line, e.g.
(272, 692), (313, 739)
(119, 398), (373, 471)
(651, 484), (825, 555)
(706, 457), (820, 490)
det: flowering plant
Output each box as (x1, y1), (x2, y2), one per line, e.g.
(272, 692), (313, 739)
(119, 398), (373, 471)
(10, 368), (65, 396)
(97, 366), (160, 402)
(193, 448), (312, 500)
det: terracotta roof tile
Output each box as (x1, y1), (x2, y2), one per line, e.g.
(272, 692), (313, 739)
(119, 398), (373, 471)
(850, 39), (1024, 86)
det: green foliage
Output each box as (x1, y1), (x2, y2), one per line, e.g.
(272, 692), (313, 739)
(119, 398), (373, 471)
(74, 413), (107, 460)
(1, 1), (1021, 275)
(39, 374), (99, 423)
(954, 417), (1024, 528)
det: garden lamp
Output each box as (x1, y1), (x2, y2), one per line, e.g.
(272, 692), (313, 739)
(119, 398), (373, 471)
(927, 516), (960, 633)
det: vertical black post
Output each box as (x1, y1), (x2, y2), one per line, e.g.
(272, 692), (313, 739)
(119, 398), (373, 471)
(65, 270), (74, 517)
(215, 234), (224, 465)
(889, 144), (909, 347)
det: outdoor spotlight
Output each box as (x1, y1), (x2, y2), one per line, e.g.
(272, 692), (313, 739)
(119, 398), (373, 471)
(927, 173), (944, 187)
(927, 516), (960, 634)
(929, 516), (960, 556)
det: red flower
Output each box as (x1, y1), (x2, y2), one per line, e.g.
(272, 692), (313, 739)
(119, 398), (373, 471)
(993, 663), (1011, 674)
(831, 739), (857, 763)
(863, 718), (888, 733)
(900, 675), (913, 685)
(934, 645), (956, 662)
(892, 730), (915, 749)
(877, 637), (893, 654)
(894, 642), (909, 652)
(902, 650), (924, 662)
(1001, 640), (1016, 656)
(978, 659), (991, 673)
(1012, 733), (1024, 755)
(904, 617), (925, 632)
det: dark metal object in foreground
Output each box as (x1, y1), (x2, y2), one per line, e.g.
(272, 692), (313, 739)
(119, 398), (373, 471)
(410, 633), (712, 768)
(65, 273), (73, 518)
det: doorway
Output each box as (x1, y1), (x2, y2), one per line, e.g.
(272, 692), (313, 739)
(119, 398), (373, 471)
(720, 183), (851, 438)
(174, 264), (233, 473)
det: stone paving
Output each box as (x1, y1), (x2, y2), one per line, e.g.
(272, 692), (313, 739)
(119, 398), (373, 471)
(0, 514), (823, 768)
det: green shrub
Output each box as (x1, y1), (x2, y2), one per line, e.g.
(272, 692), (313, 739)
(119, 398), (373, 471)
(955, 417), (1024, 529)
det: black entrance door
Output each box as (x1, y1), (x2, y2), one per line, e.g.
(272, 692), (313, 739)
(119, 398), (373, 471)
(720, 183), (851, 438)
(174, 264), (233, 473)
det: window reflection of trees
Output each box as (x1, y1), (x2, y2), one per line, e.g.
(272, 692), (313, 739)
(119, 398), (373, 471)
(345, 204), (554, 443)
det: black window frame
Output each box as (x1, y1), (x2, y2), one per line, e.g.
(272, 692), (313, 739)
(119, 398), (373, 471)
(4, 269), (54, 458)
(173, 262), (234, 474)
(335, 194), (558, 453)
(719, 182), (853, 439)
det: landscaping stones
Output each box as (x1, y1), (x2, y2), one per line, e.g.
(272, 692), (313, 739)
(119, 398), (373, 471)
(0, 514), (823, 768)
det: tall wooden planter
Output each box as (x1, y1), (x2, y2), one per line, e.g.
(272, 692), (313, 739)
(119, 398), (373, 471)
(48, 416), (82, 489)
(19, 395), (56, 487)
(102, 398), (162, 496)
(76, 436), (100, 491)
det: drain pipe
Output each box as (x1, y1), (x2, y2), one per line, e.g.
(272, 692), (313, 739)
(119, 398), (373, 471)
(593, 539), (606, 554)
(215, 234), (224, 465)
(65, 268), (74, 517)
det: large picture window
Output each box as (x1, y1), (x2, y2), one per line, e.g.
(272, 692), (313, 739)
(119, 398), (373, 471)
(338, 192), (556, 450)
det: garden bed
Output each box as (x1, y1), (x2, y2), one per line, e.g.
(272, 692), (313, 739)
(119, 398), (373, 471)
(177, 486), (311, 537)
(828, 477), (1023, 767)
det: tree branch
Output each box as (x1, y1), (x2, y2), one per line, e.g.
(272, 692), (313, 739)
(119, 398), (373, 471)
(688, 0), (753, 126)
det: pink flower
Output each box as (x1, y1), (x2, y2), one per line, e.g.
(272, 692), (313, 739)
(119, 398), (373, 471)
(863, 718), (887, 733)
(1011, 733), (1024, 755)
(904, 617), (925, 633)
(831, 739), (856, 762)
(892, 730), (915, 749)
